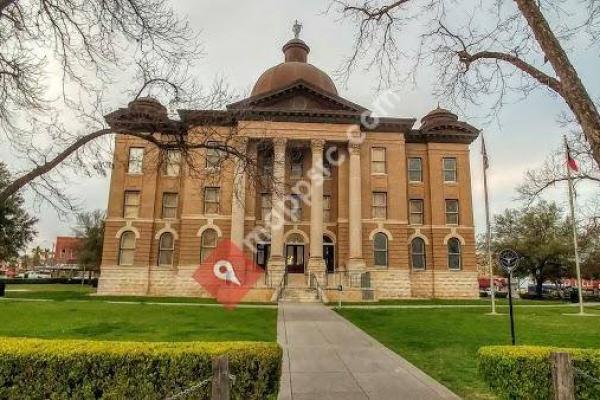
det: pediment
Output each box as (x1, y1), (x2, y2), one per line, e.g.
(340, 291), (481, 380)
(227, 80), (368, 113)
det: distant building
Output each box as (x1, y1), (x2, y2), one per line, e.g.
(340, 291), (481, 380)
(53, 237), (83, 265)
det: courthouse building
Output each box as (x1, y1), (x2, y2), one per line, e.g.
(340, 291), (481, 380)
(98, 30), (480, 301)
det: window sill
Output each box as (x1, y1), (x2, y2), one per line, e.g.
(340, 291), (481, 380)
(444, 181), (458, 185)
(448, 268), (462, 272)
(412, 268), (427, 272)
(408, 181), (424, 185)
(126, 173), (143, 176)
(371, 173), (387, 176)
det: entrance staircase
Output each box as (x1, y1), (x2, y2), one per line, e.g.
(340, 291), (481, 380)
(278, 273), (321, 303)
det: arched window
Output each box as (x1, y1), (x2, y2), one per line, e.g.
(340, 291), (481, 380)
(448, 238), (462, 270)
(373, 232), (388, 267)
(286, 233), (304, 244)
(411, 238), (426, 270)
(118, 231), (136, 266)
(158, 232), (174, 266)
(200, 229), (218, 262)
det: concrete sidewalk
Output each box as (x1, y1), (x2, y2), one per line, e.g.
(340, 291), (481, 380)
(278, 303), (461, 400)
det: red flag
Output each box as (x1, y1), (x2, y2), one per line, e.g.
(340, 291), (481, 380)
(566, 143), (579, 172)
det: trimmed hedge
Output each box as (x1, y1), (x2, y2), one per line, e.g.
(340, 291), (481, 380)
(478, 345), (600, 400)
(0, 337), (281, 400)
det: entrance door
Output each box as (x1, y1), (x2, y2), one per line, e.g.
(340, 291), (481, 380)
(285, 244), (305, 273)
(256, 243), (270, 270)
(323, 235), (335, 273)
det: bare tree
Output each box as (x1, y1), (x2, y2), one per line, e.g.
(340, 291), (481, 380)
(518, 130), (600, 203)
(331, 0), (600, 167)
(0, 0), (258, 210)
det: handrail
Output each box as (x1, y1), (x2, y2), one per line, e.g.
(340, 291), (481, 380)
(273, 272), (287, 302)
(309, 272), (325, 302)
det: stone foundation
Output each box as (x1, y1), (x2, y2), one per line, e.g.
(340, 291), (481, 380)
(370, 270), (412, 299)
(98, 266), (274, 301)
(98, 266), (478, 301)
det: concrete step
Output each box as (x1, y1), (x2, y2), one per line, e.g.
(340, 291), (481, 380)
(280, 288), (321, 303)
(286, 273), (307, 288)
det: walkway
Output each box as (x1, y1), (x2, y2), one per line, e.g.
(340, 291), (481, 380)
(277, 303), (460, 400)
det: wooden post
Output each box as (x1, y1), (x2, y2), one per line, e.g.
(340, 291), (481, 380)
(551, 352), (575, 400)
(211, 356), (230, 400)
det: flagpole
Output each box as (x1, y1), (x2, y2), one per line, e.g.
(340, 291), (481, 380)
(482, 133), (497, 315)
(564, 135), (585, 316)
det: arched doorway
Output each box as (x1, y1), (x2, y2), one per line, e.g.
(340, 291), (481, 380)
(323, 235), (335, 273)
(285, 233), (305, 273)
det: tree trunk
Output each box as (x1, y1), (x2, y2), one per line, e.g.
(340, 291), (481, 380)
(535, 275), (544, 298)
(514, 0), (600, 167)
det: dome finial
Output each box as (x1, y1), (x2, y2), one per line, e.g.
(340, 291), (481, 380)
(293, 20), (303, 39)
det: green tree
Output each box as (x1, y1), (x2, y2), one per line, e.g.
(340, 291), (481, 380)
(492, 201), (573, 298)
(31, 246), (42, 266)
(0, 162), (37, 263)
(72, 210), (104, 270)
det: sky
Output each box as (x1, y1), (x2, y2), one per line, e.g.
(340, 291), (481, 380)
(6, 0), (598, 250)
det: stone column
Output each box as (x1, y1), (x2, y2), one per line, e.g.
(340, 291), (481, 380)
(307, 139), (326, 281)
(268, 138), (287, 286)
(230, 137), (248, 249)
(347, 142), (366, 271)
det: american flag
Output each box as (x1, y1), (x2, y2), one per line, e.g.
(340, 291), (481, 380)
(566, 142), (579, 172)
(481, 134), (489, 170)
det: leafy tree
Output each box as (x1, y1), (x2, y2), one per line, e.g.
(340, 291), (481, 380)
(0, 162), (37, 262)
(72, 210), (105, 270)
(31, 246), (42, 267)
(491, 201), (574, 298)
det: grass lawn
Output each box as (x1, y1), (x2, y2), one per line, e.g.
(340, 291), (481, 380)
(330, 298), (570, 306)
(4, 283), (221, 304)
(337, 305), (600, 400)
(0, 284), (276, 342)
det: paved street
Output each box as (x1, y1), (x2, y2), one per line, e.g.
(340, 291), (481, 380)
(277, 303), (461, 400)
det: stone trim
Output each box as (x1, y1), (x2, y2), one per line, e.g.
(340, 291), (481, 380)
(407, 229), (430, 245)
(284, 228), (310, 244)
(115, 223), (140, 239)
(443, 230), (466, 245)
(196, 224), (223, 238)
(154, 223), (179, 240)
(368, 227), (394, 241)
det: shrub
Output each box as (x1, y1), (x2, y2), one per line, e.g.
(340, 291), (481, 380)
(0, 337), (281, 400)
(478, 345), (600, 400)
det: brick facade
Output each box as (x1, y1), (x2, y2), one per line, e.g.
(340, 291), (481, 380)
(98, 36), (480, 301)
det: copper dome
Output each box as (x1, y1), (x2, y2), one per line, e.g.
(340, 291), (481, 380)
(251, 38), (338, 97)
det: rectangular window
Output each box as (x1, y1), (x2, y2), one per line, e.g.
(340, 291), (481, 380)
(372, 192), (387, 219)
(123, 191), (140, 218)
(164, 150), (181, 177)
(205, 141), (221, 169)
(204, 187), (220, 215)
(409, 199), (424, 225)
(443, 157), (457, 182)
(445, 199), (459, 225)
(261, 193), (272, 222)
(290, 153), (303, 179)
(408, 157), (423, 182)
(323, 148), (336, 178)
(323, 195), (331, 222)
(162, 193), (178, 219)
(289, 194), (302, 222)
(371, 147), (386, 174)
(127, 148), (144, 174)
